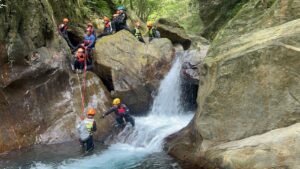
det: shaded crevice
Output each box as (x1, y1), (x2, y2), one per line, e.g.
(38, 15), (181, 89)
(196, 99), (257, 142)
(66, 31), (81, 47)
(94, 63), (114, 92)
(181, 82), (199, 112)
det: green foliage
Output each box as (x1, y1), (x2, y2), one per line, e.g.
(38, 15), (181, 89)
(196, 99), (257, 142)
(112, 0), (202, 34)
(84, 0), (112, 17)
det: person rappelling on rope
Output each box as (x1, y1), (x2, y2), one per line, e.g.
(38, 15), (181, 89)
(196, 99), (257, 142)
(73, 47), (86, 73)
(102, 98), (135, 128)
(72, 27), (96, 69)
(77, 108), (97, 152)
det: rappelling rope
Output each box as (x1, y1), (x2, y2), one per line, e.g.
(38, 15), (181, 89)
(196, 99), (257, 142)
(81, 49), (88, 115)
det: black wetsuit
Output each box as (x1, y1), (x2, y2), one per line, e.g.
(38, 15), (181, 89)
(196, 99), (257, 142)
(111, 13), (129, 32)
(104, 104), (135, 127)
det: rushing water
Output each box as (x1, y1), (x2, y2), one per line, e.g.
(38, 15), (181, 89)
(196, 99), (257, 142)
(0, 53), (193, 169)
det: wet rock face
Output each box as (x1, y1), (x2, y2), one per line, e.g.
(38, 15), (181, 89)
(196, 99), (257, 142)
(197, 0), (244, 39)
(205, 123), (300, 169)
(0, 0), (114, 153)
(156, 19), (192, 50)
(94, 31), (174, 114)
(167, 0), (300, 168)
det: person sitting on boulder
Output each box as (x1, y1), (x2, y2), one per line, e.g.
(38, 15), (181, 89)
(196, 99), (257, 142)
(73, 47), (86, 73)
(77, 108), (97, 152)
(58, 18), (75, 49)
(132, 21), (145, 43)
(147, 21), (160, 42)
(102, 98), (135, 128)
(97, 16), (113, 39)
(111, 6), (129, 33)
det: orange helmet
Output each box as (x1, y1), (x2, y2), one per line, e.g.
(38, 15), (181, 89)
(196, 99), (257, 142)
(104, 16), (110, 21)
(63, 18), (69, 23)
(87, 108), (96, 116)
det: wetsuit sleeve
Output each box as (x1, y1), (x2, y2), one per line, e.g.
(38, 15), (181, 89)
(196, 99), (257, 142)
(117, 13), (126, 24)
(104, 107), (117, 116)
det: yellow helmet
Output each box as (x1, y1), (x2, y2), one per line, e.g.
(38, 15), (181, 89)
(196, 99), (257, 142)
(112, 98), (121, 105)
(147, 21), (153, 27)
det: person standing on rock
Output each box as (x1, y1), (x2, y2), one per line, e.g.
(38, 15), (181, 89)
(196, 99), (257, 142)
(111, 6), (130, 33)
(102, 98), (135, 128)
(147, 21), (160, 42)
(97, 16), (113, 39)
(58, 18), (75, 49)
(77, 108), (97, 152)
(132, 21), (145, 43)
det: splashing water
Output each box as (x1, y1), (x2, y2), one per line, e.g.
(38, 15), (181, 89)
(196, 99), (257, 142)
(25, 53), (194, 169)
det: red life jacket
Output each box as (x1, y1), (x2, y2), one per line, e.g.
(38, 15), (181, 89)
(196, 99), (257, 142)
(105, 21), (111, 28)
(117, 106), (126, 115)
(77, 53), (85, 62)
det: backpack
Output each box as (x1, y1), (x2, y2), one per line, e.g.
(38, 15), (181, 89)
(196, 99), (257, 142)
(77, 121), (90, 141)
(153, 28), (160, 38)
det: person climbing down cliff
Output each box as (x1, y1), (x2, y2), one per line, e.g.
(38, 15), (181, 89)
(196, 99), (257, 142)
(111, 6), (129, 33)
(73, 47), (86, 73)
(77, 108), (97, 152)
(58, 18), (75, 49)
(71, 28), (95, 70)
(132, 21), (145, 43)
(97, 16), (113, 39)
(147, 21), (160, 42)
(87, 23), (96, 38)
(102, 98), (135, 128)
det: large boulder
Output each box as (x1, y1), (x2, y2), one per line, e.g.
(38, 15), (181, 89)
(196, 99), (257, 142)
(156, 19), (192, 50)
(0, 57), (113, 153)
(166, 0), (300, 168)
(94, 30), (174, 114)
(0, 0), (114, 153)
(198, 19), (300, 142)
(204, 123), (300, 169)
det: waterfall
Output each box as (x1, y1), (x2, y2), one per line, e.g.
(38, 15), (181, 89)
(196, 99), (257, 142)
(29, 52), (194, 169)
(150, 55), (183, 116)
